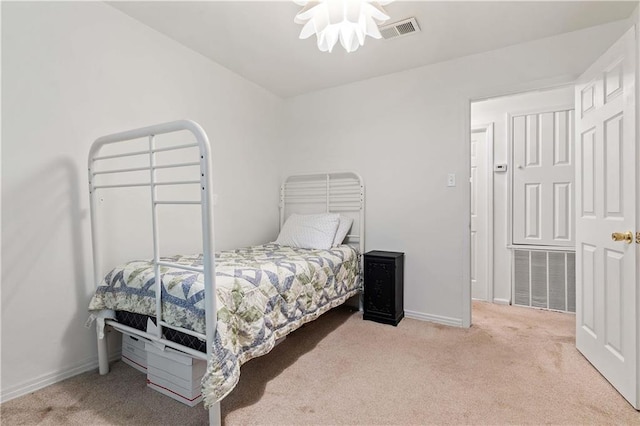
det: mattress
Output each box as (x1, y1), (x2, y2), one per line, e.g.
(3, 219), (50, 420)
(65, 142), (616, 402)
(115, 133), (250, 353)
(88, 243), (360, 406)
(115, 310), (207, 353)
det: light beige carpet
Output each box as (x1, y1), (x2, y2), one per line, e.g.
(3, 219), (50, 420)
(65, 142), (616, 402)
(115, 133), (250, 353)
(2, 302), (639, 425)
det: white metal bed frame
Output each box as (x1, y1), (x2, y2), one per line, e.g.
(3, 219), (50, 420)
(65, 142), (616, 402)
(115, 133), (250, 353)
(88, 120), (365, 425)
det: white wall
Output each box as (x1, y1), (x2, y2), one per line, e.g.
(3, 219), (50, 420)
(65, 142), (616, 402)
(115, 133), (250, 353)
(1, 2), (283, 401)
(281, 20), (630, 326)
(471, 86), (574, 304)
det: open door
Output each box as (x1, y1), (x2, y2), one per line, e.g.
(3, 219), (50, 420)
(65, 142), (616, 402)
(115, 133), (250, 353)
(575, 26), (638, 409)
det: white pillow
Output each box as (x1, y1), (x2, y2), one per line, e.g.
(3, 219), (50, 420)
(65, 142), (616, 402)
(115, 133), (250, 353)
(275, 213), (340, 250)
(332, 215), (353, 246)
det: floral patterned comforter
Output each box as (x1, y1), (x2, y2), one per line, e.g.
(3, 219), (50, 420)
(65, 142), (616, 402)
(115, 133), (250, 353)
(88, 243), (360, 407)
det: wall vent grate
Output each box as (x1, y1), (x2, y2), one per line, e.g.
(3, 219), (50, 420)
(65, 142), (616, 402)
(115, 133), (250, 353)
(379, 17), (420, 40)
(513, 249), (575, 313)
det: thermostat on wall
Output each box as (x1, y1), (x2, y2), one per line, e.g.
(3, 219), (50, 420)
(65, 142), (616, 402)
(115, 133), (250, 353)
(494, 164), (507, 172)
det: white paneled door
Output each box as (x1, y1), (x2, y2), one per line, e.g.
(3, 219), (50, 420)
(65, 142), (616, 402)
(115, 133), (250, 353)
(471, 127), (488, 301)
(512, 108), (574, 246)
(575, 27), (637, 409)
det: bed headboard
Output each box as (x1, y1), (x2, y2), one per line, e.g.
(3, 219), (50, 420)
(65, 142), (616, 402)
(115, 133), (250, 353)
(88, 120), (218, 353)
(280, 172), (365, 254)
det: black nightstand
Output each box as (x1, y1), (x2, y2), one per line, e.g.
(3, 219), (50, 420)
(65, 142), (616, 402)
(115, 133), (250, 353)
(363, 251), (404, 326)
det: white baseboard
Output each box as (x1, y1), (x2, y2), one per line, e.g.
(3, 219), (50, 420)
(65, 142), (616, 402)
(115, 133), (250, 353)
(404, 310), (463, 327)
(0, 351), (121, 404)
(492, 298), (510, 305)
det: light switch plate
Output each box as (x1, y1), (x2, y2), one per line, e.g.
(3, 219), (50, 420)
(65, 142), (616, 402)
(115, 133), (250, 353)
(447, 173), (456, 187)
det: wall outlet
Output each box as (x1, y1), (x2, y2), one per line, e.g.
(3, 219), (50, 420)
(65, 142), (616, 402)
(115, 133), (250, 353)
(447, 173), (456, 187)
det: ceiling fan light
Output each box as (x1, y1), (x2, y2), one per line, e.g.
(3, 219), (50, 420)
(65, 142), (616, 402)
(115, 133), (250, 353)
(322, 26), (340, 52)
(344, 2), (362, 23)
(348, 31), (362, 52)
(354, 22), (366, 45)
(293, 3), (319, 24)
(339, 24), (354, 50)
(294, 0), (391, 53)
(364, 15), (382, 39)
(326, 0), (345, 22)
(299, 20), (317, 39)
(364, 3), (390, 22)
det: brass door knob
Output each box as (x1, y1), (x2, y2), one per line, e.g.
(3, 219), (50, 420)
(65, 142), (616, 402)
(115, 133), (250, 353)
(612, 231), (634, 244)
(637, 232), (640, 244)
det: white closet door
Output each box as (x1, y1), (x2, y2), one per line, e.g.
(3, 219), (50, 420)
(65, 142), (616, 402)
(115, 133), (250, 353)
(512, 109), (574, 246)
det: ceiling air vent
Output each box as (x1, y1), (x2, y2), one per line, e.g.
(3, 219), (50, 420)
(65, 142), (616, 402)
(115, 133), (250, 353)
(379, 17), (420, 40)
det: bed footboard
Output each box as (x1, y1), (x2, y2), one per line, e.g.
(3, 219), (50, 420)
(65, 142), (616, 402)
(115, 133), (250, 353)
(88, 120), (217, 423)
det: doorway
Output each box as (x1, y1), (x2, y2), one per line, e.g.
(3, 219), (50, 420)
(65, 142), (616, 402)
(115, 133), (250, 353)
(466, 25), (638, 409)
(470, 86), (576, 308)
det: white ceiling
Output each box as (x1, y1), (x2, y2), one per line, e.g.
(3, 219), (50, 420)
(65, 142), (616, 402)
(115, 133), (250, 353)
(109, 1), (637, 98)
